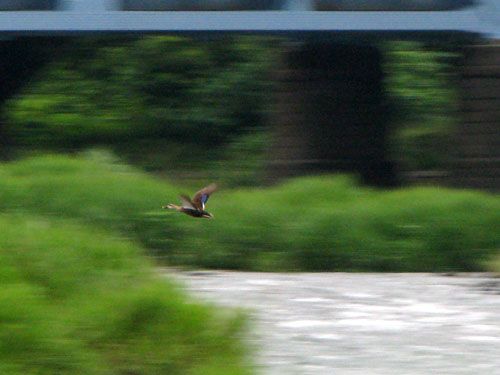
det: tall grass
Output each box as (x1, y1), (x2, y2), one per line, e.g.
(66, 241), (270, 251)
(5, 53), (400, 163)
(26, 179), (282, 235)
(0, 213), (253, 375)
(1, 152), (499, 272)
(0, 151), (184, 245)
(171, 177), (500, 272)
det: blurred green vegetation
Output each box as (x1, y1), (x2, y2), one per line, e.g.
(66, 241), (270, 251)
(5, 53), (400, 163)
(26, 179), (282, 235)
(1, 35), (497, 375)
(4, 37), (460, 180)
(0, 150), (177, 234)
(1, 153), (498, 272)
(1, 36), (498, 272)
(4, 36), (275, 174)
(383, 41), (459, 172)
(0, 213), (252, 375)
(171, 175), (500, 272)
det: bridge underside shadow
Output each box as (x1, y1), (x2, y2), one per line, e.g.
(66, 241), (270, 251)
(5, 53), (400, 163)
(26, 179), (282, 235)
(269, 42), (397, 187)
(1, 37), (499, 191)
(451, 42), (500, 191)
(0, 37), (66, 157)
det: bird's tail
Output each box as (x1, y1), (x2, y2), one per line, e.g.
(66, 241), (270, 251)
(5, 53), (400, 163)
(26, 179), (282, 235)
(163, 203), (180, 210)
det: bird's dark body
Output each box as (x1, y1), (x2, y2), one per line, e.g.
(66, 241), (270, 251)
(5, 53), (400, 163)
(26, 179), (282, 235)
(180, 207), (211, 218)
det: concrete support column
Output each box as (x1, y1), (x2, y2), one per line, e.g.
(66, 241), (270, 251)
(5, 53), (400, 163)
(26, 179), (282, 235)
(269, 42), (395, 186)
(452, 42), (500, 191)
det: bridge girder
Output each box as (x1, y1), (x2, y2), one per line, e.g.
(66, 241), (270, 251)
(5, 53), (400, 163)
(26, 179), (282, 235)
(0, 0), (498, 36)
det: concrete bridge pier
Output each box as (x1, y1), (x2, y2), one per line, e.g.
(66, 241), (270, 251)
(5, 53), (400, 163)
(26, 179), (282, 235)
(452, 42), (500, 191)
(270, 42), (396, 186)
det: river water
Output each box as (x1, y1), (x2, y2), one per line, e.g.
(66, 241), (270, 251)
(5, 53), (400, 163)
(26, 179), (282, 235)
(172, 271), (500, 375)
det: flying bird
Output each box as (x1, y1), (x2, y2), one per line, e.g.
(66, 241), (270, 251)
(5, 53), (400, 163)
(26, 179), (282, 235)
(163, 183), (218, 218)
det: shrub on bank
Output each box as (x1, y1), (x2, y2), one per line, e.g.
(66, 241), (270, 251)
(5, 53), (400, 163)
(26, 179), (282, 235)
(0, 151), (177, 233)
(1, 153), (499, 272)
(0, 214), (253, 375)
(170, 177), (500, 272)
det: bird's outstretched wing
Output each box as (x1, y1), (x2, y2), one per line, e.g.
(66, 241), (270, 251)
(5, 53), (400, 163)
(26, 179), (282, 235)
(179, 195), (197, 210)
(192, 183), (218, 210)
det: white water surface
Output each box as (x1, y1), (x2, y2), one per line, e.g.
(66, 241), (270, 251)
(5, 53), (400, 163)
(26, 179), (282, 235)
(170, 271), (500, 375)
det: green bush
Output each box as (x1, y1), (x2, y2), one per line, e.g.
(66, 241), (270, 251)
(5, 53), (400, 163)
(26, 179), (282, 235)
(1, 153), (499, 272)
(0, 214), (253, 375)
(0, 151), (196, 263)
(206, 130), (271, 187)
(383, 41), (459, 172)
(167, 177), (500, 272)
(5, 36), (275, 151)
(0, 150), (176, 233)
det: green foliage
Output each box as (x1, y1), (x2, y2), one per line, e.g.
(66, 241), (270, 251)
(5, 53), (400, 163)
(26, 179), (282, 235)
(1, 152), (499, 273)
(166, 176), (500, 272)
(207, 130), (271, 187)
(383, 41), (459, 171)
(4, 38), (462, 183)
(5, 36), (275, 150)
(0, 214), (253, 375)
(0, 150), (192, 258)
(0, 151), (171, 228)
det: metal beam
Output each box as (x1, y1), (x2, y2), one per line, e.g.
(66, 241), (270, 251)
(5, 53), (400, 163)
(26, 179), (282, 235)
(0, 0), (498, 36)
(0, 10), (496, 35)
